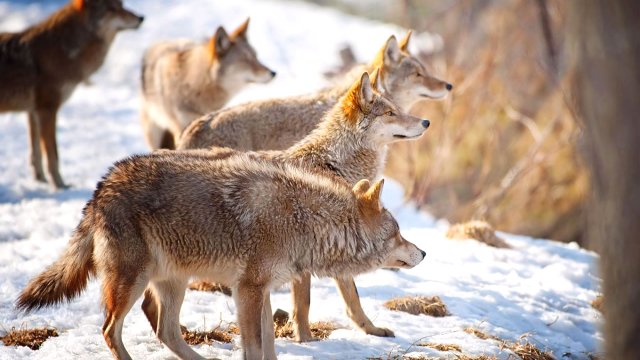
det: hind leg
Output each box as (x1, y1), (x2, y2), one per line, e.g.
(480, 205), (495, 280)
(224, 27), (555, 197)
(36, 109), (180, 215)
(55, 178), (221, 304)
(102, 274), (149, 360)
(27, 111), (46, 182)
(151, 278), (205, 360)
(141, 287), (160, 333)
(261, 292), (276, 360)
(140, 107), (173, 150)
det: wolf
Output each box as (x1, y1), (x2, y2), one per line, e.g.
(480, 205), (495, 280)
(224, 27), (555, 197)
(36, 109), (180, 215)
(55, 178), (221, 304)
(16, 150), (425, 360)
(178, 30), (451, 151)
(140, 18), (276, 150)
(143, 71), (429, 343)
(0, 0), (143, 189)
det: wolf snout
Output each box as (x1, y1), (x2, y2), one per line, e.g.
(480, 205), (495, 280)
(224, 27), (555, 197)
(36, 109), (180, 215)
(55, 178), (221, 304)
(420, 249), (426, 259)
(270, 70), (277, 78)
(421, 119), (430, 128)
(137, 16), (145, 24)
(446, 83), (453, 91)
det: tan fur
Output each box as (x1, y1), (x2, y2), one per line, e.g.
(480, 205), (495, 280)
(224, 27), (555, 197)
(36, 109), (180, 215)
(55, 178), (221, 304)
(153, 72), (427, 343)
(0, 0), (143, 189)
(16, 151), (425, 360)
(178, 31), (451, 151)
(140, 18), (275, 150)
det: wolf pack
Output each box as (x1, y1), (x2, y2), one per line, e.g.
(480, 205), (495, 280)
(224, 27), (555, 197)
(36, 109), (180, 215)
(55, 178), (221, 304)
(1, 1), (454, 359)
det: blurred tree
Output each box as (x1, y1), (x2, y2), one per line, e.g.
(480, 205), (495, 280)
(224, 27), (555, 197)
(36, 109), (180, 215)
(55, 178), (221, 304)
(569, 1), (640, 358)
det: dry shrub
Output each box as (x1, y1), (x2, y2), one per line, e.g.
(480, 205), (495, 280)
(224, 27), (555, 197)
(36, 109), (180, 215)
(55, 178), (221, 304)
(446, 220), (511, 248)
(454, 356), (498, 360)
(465, 328), (555, 360)
(418, 342), (462, 352)
(0, 327), (58, 350)
(180, 324), (239, 345)
(274, 321), (337, 339)
(187, 281), (232, 296)
(591, 295), (603, 312)
(384, 296), (450, 317)
(380, 0), (588, 245)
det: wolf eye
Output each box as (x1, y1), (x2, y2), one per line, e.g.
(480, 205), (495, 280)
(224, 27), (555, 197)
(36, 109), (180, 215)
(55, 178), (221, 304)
(416, 72), (422, 77)
(385, 111), (396, 116)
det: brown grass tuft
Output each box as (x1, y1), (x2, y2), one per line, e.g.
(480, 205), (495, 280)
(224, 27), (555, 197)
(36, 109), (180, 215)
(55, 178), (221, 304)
(454, 356), (498, 360)
(418, 342), (462, 352)
(465, 328), (555, 360)
(446, 221), (511, 248)
(0, 327), (58, 350)
(591, 295), (603, 312)
(384, 296), (450, 317)
(180, 324), (239, 345)
(275, 321), (338, 339)
(463, 327), (502, 341)
(187, 281), (232, 296)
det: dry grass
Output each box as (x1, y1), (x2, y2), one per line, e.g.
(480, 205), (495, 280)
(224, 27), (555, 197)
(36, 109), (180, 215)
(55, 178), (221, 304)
(454, 356), (498, 360)
(464, 328), (555, 360)
(418, 342), (462, 352)
(0, 327), (58, 350)
(274, 321), (338, 339)
(446, 220), (511, 248)
(384, 296), (450, 317)
(180, 324), (239, 345)
(591, 295), (603, 312)
(187, 281), (232, 296)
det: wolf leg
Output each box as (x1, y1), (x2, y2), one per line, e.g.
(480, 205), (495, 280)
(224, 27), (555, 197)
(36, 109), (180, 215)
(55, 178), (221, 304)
(334, 276), (394, 337)
(27, 111), (45, 182)
(37, 108), (67, 189)
(234, 282), (265, 360)
(261, 292), (276, 360)
(141, 286), (160, 333)
(291, 273), (316, 342)
(152, 278), (206, 360)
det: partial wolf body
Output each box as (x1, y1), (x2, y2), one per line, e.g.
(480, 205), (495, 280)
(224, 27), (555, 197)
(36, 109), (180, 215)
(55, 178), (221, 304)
(16, 150), (425, 360)
(143, 72), (428, 343)
(140, 18), (275, 150)
(178, 31), (451, 151)
(0, 0), (143, 188)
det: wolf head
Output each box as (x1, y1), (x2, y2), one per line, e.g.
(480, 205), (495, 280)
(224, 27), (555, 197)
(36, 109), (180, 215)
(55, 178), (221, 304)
(208, 18), (276, 89)
(72, 0), (143, 34)
(373, 31), (452, 110)
(353, 179), (425, 269)
(340, 71), (430, 144)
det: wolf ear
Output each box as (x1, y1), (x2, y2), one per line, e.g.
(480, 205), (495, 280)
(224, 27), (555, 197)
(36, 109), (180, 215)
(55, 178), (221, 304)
(210, 26), (232, 58)
(399, 30), (413, 52)
(357, 179), (384, 212)
(72, 0), (84, 11)
(383, 35), (401, 66)
(353, 179), (371, 196)
(359, 72), (374, 106)
(231, 17), (250, 39)
(370, 67), (385, 93)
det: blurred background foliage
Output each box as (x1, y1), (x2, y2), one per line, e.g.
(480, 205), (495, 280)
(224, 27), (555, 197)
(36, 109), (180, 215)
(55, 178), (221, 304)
(300, 0), (587, 245)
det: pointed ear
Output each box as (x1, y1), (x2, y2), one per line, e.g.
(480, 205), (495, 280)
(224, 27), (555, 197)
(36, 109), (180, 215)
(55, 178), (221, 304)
(399, 30), (413, 52)
(359, 72), (374, 106)
(353, 179), (371, 196)
(365, 179), (384, 210)
(231, 17), (250, 39)
(72, 0), (85, 11)
(383, 35), (401, 66)
(370, 67), (384, 92)
(209, 26), (232, 58)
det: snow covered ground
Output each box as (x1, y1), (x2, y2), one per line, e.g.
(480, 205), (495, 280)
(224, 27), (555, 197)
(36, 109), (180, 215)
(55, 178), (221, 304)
(0, 0), (602, 359)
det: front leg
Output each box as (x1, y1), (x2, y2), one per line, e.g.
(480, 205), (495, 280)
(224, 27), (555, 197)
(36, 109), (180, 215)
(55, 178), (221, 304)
(334, 276), (394, 337)
(291, 273), (315, 342)
(27, 112), (46, 182)
(37, 108), (67, 189)
(261, 292), (277, 360)
(235, 282), (266, 360)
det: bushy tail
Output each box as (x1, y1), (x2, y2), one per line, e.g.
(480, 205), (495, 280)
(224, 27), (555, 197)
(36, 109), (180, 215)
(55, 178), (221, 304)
(16, 213), (96, 312)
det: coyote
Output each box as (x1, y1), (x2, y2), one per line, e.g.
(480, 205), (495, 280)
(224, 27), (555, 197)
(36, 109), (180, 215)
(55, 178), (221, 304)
(16, 150), (425, 360)
(150, 71), (429, 342)
(140, 18), (276, 150)
(178, 30), (451, 151)
(0, 0), (143, 189)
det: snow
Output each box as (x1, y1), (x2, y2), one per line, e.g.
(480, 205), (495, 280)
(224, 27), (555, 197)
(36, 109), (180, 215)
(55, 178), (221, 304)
(0, 0), (602, 359)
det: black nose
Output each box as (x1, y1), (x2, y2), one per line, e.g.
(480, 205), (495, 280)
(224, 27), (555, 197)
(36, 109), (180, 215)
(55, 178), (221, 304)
(446, 83), (453, 91)
(420, 250), (426, 258)
(421, 119), (430, 128)
(270, 70), (277, 77)
(138, 16), (145, 23)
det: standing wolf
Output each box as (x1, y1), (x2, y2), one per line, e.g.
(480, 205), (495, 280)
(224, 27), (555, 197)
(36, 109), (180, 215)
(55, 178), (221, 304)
(140, 18), (276, 150)
(0, 0), (143, 189)
(146, 71), (429, 343)
(178, 31), (451, 151)
(16, 150), (425, 360)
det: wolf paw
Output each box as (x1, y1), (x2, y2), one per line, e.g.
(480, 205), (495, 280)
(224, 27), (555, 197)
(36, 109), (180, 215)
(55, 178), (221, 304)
(365, 326), (395, 337)
(294, 332), (319, 343)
